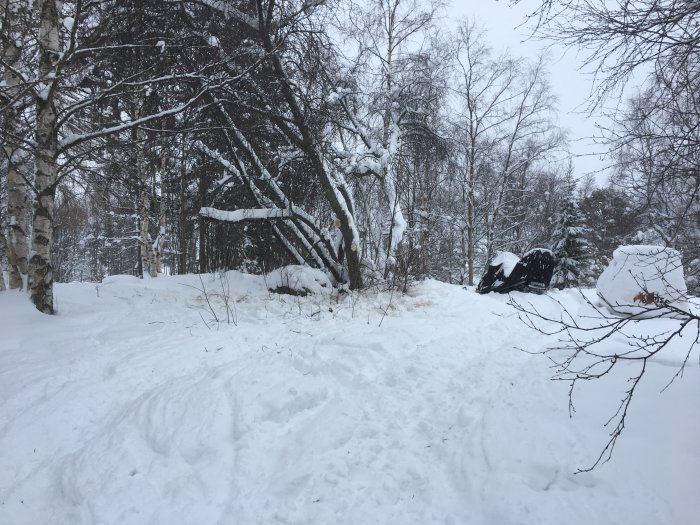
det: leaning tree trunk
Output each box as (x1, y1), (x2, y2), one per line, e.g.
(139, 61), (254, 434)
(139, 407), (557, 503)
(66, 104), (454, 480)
(2, 1), (30, 290)
(261, 32), (363, 289)
(29, 0), (60, 314)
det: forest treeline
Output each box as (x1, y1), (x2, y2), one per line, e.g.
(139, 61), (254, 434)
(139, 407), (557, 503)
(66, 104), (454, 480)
(1, 0), (698, 313)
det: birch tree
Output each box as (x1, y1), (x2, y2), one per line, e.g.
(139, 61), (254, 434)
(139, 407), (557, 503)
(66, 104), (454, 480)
(482, 54), (562, 263)
(0, 0), (32, 290)
(29, 0), (61, 313)
(4, 0), (233, 311)
(515, 0), (700, 103)
(0, 226), (7, 290)
(331, 0), (443, 279)
(452, 20), (517, 285)
(452, 21), (563, 283)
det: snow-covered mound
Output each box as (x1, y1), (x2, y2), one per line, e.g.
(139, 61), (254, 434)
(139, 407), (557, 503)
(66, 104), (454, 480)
(0, 273), (698, 524)
(266, 265), (332, 295)
(596, 245), (687, 317)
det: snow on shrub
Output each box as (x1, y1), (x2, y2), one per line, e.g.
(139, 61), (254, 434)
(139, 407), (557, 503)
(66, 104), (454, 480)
(596, 245), (687, 317)
(267, 265), (332, 296)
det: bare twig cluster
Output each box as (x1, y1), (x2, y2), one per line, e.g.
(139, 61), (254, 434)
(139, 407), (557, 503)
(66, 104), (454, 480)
(184, 272), (238, 329)
(510, 287), (699, 472)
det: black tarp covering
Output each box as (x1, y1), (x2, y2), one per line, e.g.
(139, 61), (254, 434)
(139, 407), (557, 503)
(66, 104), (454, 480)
(476, 259), (510, 294)
(476, 249), (555, 294)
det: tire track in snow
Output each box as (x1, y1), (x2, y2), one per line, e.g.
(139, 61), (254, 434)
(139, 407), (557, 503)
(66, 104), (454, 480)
(2, 277), (696, 524)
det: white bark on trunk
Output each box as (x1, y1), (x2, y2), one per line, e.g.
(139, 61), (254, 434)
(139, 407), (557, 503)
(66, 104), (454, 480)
(2, 0), (30, 290)
(0, 230), (7, 291)
(154, 219), (165, 275)
(29, 0), (61, 314)
(135, 125), (155, 278)
(139, 185), (152, 278)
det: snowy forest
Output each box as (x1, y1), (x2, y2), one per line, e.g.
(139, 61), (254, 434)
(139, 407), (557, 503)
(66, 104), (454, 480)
(1, 1), (700, 525)
(1, 0), (697, 314)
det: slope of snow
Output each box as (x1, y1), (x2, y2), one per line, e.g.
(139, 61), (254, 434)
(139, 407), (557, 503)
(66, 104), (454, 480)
(0, 273), (698, 525)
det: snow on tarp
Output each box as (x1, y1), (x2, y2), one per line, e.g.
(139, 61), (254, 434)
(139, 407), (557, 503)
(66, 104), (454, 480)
(521, 247), (554, 262)
(267, 265), (331, 295)
(596, 245), (687, 317)
(490, 251), (520, 278)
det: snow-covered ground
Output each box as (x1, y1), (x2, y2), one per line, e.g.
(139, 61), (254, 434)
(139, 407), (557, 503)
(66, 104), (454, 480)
(1, 272), (698, 525)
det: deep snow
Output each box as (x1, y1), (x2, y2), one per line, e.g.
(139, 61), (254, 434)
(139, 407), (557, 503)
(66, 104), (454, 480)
(597, 245), (687, 317)
(0, 272), (698, 525)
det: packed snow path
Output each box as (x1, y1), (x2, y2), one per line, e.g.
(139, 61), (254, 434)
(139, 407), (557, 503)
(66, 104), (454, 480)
(1, 273), (698, 524)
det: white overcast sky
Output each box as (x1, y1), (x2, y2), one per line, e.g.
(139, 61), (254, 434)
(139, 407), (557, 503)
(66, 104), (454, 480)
(448, 0), (613, 182)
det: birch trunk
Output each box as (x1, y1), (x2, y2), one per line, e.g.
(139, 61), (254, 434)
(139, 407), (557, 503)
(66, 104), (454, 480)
(154, 217), (165, 275)
(0, 230), (7, 291)
(198, 171), (208, 274)
(466, 152), (476, 286)
(178, 150), (187, 274)
(135, 124), (155, 278)
(380, 6), (403, 275)
(2, 0), (30, 290)
(138, 180), (152, 278)
(29, 0), (60, 314)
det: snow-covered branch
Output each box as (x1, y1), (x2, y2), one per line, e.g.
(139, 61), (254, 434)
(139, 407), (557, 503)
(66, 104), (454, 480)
(199, 206), (292, 222)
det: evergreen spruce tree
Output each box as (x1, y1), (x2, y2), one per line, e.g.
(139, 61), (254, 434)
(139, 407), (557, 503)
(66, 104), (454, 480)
(551, 176), (592, 289)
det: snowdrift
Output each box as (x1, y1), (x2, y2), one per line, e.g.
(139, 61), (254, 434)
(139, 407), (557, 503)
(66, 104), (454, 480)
(266, 265), (332, 296)
(596, 245), (687, 317)
(0, 271), (698, 525)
